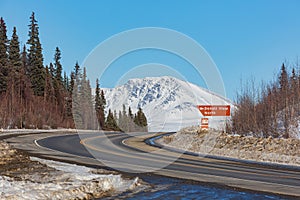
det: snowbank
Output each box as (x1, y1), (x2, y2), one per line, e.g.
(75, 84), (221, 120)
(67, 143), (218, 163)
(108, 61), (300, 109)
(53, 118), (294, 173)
(0, 156), (141, 199)
(0, 131), (145, 199)
(287, 118), (300, 139)
(159, 127), (300, 167)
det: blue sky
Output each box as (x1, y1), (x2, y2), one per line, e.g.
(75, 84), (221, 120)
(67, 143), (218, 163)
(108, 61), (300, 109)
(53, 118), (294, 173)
(1, 0), (300, 100)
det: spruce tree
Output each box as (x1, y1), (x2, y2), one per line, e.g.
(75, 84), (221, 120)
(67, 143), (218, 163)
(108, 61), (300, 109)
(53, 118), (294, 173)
(71, 64), (83, 129)
(8, 27), (22, 72)
(54, 47), (62, 84)
(100, 90), (106, 106)
(69, 71), (75, 94)
(120, 104), (128, 132)
(0, 18), (7, 66)
(74, 61), (80, 77)
(21, 45), (27, 72)
(27, 12), (45, 96)
(8, 27), (22, 110)
(79, 67), (94, 129)
(63, 71), (69, 90)
(52, 47), (64, 110)
(99, 89), (107, 127)
(73, 62), (81, 88)
(49, 62), (55, 78)
(0, 17), (8, 93)
(19, 45), (33, 128)
(44, 66), (52, 101)
(134, 107), (148, 129)
(95, 78), (105, 129)
(279, 63), (288, 92)
(20, 44), (32, 96)
(105, 109), (120, 131)
(278, 63), (290, 138)
(139, 108), (148, 127)
(128, 106), (133, 119)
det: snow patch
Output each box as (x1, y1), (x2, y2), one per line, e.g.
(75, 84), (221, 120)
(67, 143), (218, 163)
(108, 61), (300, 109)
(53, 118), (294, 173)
(160, 127), (300, 167)
(0, 157), (141, 200)
(288, 118), (300, 139)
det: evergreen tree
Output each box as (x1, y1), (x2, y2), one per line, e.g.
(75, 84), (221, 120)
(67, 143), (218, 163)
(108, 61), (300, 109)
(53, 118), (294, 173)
(74, 61), (80, 77)
(7, 27), (22, 115)
(54, 47), (62, 84)
(27, 12), (45, 96)
(71, 64), (83, 129)
(0, 18), (7, 66)
(49, 62), (55, 78)
(127, 106), (136, 131)
(121, 104), (128, 131)
(43, 65), (53, 125)
(95, 78), (105, 129)
(105, 109), (120, 131)
(44, 65), (53, 101)
(44, 65), (57, 128)
(128, 106), (133, 119)
(8, 27), (22, 72)
(0, 17), (8, 93)
(73, 62), (81, 88)
(63, 71), (69, 90)
(134, 107), (148, 128)
(78, 67), (94, 129)
(52, 47), (64, 112)
(0, 12), (77, 129)
(278, 63), (290, 138)
(230, 63), (300, 138)
(290, 68), (298, 98)
(100, 90), (106, 105)
(69, 71), (75, 94)
(19, 46), (33, 128)
(279, 63), (288, 92)
(21, 45), (27, 73)
(64, 69), (74, 126)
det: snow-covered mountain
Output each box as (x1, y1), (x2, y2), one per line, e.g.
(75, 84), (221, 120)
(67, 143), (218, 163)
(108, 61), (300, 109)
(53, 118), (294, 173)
(104, 76), (233, 132)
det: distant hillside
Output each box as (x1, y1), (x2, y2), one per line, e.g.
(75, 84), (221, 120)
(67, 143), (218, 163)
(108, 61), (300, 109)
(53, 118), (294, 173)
(104, 76), (232, 132)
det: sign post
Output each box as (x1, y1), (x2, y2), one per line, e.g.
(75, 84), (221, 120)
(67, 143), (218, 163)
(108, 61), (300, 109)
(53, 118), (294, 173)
(197, 105), (231, 130)
(201, 118), (209, 131)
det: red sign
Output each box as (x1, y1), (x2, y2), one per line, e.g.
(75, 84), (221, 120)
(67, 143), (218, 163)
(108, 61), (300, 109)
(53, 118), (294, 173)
(197, 105), (231, 116)
(201, 118), (209, 125)
(201, 118), (209, 130)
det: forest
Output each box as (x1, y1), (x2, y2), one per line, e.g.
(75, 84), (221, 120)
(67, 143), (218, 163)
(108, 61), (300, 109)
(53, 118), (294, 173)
(228, 63), (300, 138)
(0, 12), (147, 132)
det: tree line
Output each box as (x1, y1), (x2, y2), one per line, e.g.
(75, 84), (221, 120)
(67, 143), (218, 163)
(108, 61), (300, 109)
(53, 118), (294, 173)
(228, 63), (300, 138)
(0, 12), (148, 132)
(116, 105), (148, 132)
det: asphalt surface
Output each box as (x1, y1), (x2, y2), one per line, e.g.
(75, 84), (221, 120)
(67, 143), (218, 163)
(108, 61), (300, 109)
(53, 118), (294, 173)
(34, 132), (300, 197)
(3, 131), (300, 197)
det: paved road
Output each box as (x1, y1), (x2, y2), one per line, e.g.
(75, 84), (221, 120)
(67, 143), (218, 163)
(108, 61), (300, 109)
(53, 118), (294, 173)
(34, 132), (300, 197)
(4, 131), (300, 197)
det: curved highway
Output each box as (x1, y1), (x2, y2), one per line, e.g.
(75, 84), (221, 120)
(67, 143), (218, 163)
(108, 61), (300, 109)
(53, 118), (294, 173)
(34, 131), (300, 197)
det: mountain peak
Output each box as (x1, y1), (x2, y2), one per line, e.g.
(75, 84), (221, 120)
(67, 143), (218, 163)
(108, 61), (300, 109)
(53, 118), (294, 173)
(104, 76), (232, 132)
(124, 76), (181, 85)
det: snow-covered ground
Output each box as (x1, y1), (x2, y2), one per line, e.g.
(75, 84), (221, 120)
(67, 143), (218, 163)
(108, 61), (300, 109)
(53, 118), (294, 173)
(0, 157), (142, 200)
(284, 118), (300, 140)
(275, 109), (300, 139)
(159, 127), (300, 167)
